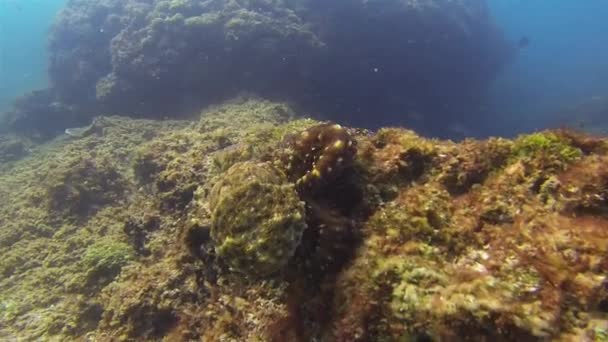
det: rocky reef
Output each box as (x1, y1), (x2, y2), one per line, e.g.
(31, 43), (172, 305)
(1, 97), (607, 341)
(2, 0), (510, 137)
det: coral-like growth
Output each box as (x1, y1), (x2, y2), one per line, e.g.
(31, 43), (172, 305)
(207, 161), (307, 277)
(276, 123), (364, 278)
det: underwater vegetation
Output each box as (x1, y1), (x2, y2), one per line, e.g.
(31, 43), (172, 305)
(0, 97), (607, 340)
(1, 0), (510, 137)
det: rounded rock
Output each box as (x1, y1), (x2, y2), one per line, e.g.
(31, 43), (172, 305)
(208, 161), (307, 277)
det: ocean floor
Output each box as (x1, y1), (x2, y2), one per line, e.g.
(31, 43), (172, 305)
(0, 97), (607, 341)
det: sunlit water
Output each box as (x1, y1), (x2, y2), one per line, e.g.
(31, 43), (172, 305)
(0, 0), (66, 112)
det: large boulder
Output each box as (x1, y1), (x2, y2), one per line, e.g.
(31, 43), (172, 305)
(6, 0), (510, 136)
(207, 161), (307, 277)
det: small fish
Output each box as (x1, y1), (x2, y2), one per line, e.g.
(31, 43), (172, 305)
(64, 126), (89, 138)
(64, 119), (99, 138)
(517, 36), (530, 48)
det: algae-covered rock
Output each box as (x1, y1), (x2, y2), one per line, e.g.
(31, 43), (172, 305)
(2, 97), (608, 341)
(132, 97), (302, 211)
(80, 239), (133, 288)
(512, 131), (582, 166)
(44, 0), (322, 123)
(0, 116), (179, 341)
(440, 137), (513, 195)
(45, 155), (126, 218)
(328, 127), (608, 341)
(208, 161), (307, 277)
(6, 0), (509, 138)
(0, 135), (31, 163)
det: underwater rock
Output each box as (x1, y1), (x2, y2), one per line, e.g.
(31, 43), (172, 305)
(47, 0), (322, 121)
(207, 161), (307, 277)
(1, 89), (83, 138)
(22, 0), (511, 136)
(440, 137), (512, 195)
(133, 97), (299, 211)
(133, 129), (212, 211)
(0, 135), (32, 163)
(364, 127), (439, 186)
(2, 98), (607, 341)
(123, 213), (160, 256)
(80, 239), (133, 289)
(557, 154), (608, 216)
(300, 0), (511, 126)
(45, 155), (126, 218)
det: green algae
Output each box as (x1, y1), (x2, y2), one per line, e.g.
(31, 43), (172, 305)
(81, 240), (134, 286)
(367, 184), (452, 246)
(0, 116), (185, 340)
(512, 131), (582, 164)
(378, 257), (448, 323)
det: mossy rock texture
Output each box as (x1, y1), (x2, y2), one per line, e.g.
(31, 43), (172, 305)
(1, 97), (608, 341)
(208, 161), (307, 277)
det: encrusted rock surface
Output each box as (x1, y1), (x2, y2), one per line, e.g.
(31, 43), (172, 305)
(207, 161), (306, 277)
(0, 98), (607, 341)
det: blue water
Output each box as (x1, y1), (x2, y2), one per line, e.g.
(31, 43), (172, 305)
(486, 1), (608, 135)
(0, 0), (67, 112)
(1, 0), (607, 136)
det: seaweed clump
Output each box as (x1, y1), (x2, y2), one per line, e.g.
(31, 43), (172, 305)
(79, 239), (134, 289)
(512, 131), (582, 166)
(207, 161), (307, 277)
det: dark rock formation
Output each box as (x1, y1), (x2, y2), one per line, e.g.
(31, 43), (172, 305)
(4, 0), (510, 137)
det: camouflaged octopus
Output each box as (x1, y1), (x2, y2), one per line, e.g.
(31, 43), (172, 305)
(283, 123), (357, 194)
